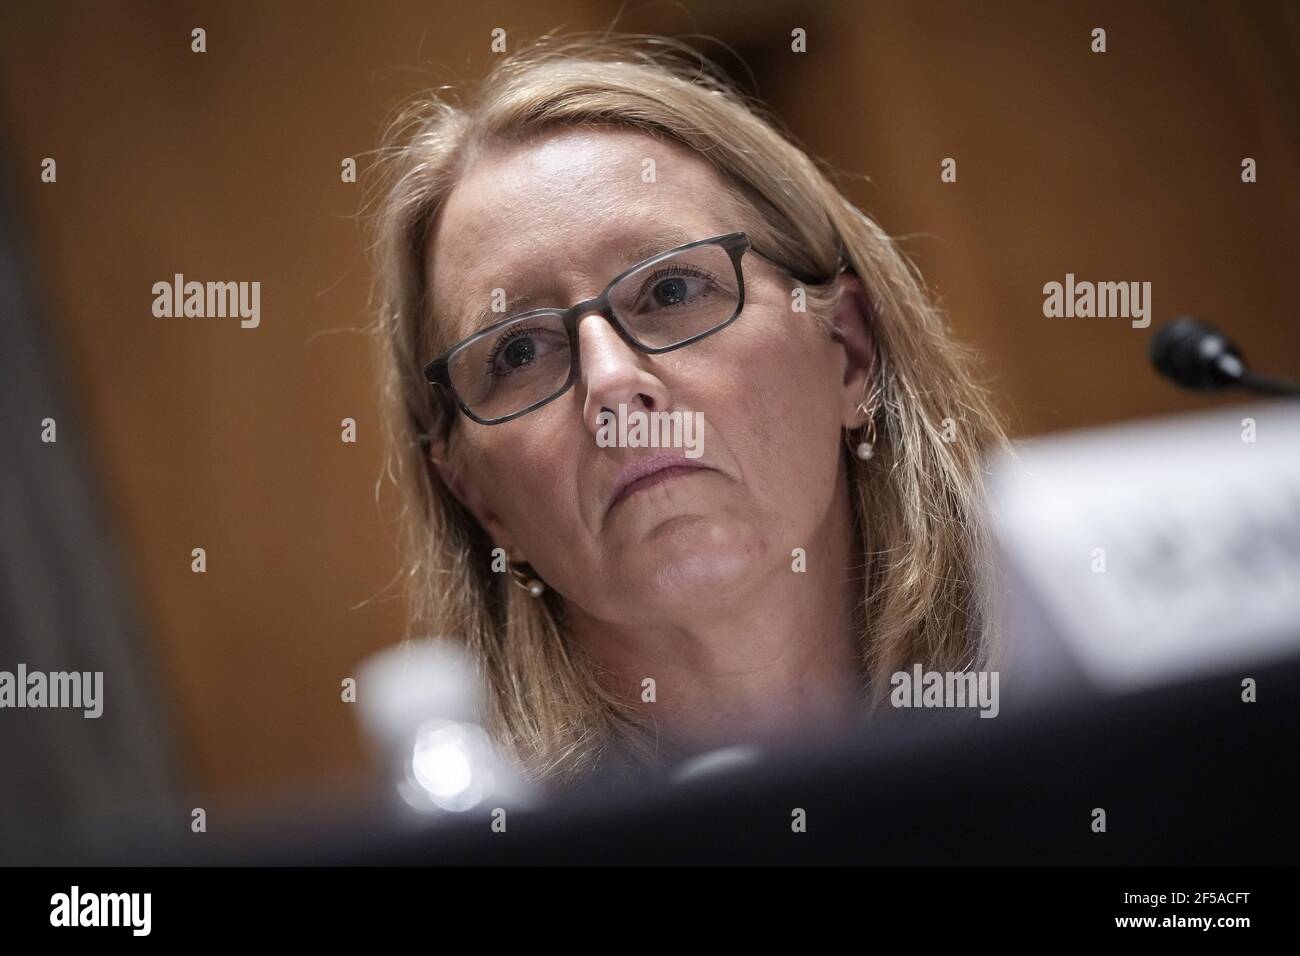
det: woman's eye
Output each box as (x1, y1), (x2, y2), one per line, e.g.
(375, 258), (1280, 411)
(643, 269), (716, 310)
(487, 327), (564, 376)
(652, 276), (691, 307)
(502, 337), (535, 367)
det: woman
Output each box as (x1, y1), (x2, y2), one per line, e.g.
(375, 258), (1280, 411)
(370, 34), (1005, 791)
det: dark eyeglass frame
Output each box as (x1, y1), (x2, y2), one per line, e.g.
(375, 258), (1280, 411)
(422, 231), (824, 427)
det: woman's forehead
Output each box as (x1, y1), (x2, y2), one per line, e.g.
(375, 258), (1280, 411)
(427, 128), (744, 333)
(435, 127), (733, 252)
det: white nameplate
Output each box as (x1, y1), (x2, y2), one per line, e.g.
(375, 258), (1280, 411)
(985, 401), (1300, 697)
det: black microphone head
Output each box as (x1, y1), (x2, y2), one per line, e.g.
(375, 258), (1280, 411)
(1149, 316), (1245, 391)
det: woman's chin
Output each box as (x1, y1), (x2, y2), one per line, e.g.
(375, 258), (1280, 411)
(618, 517), (772, 607)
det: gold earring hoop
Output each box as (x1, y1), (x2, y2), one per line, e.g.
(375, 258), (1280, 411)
(850, 397), (880, 462)
(508, 563), (546, 598)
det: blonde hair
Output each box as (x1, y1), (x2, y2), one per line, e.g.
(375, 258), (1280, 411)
(369, 33), (1006, 791)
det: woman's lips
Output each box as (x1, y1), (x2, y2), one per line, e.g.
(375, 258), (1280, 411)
(607, 455), (712, 515)
(616, 464), (702, 503)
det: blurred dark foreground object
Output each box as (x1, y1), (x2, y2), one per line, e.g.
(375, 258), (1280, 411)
(26, 650), (1300, 866)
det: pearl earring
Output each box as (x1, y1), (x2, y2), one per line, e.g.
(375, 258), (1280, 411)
(509, 563), (545, 598)
(851, 398), (879, 463)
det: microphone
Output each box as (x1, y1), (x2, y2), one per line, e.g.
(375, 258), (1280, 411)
(1149, 317), (1300, 397)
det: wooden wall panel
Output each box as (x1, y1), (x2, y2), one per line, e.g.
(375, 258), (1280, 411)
(1, 0), (1294, 803)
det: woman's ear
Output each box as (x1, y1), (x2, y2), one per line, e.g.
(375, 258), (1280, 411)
(427, 436), (525, 562)
(829, 272), (877, 428)
(427, 435), (472, 512)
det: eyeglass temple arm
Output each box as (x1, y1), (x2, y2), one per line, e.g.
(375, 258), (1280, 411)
(751, 245), (850, 286)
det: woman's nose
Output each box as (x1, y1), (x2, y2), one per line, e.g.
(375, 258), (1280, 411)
(577, 312), (671, 437)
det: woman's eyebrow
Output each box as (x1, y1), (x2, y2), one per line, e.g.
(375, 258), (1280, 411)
(460, 291), (540, 336)
(613, 226), (700, 268)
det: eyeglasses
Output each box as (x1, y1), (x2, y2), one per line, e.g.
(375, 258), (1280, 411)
(423, 232), (821, 427)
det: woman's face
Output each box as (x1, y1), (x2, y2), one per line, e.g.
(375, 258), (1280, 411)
(428, 127), (871, 626)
